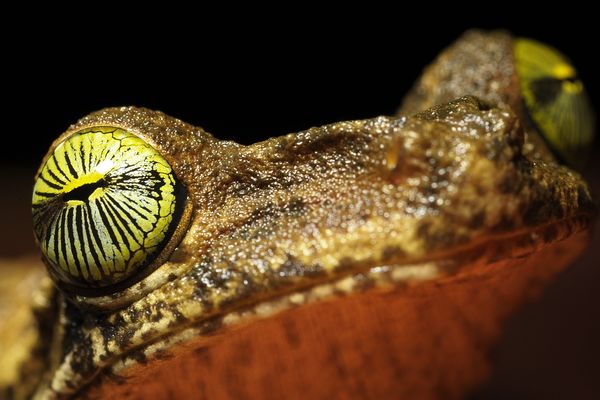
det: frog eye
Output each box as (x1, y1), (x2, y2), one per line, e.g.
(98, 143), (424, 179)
(32, 127), (187, 296)
(514, 38), (595, 166)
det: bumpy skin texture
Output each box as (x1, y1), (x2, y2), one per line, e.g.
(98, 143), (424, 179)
(400, 30), (555, 162)
(27, 96), (593, 398)
(4, 31), (595, 399)
(401, 31), (519, 115)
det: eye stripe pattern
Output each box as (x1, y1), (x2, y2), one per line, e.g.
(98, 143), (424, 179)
(515, 38), (595, 166)
(32, 127), (182, 290)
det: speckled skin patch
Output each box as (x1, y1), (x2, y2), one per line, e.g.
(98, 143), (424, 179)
(5, 31), (595, 399)
(27, 96), (593, 399)
(399, 30), (555, 162)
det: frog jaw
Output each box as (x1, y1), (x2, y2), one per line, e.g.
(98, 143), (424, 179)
(45, 213), (592, 399)
(32, 98), (594, 398)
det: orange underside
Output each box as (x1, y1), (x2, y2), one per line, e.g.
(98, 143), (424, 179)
(82, 228), (591, 400)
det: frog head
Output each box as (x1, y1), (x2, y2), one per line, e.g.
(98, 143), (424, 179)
(3, 30), (595, 399)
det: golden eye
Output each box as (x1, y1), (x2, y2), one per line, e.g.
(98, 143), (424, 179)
(514, 38), (596, 166)
(32, 127), (187, 296)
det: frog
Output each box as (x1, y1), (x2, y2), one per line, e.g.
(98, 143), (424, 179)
(0, 30), (595, 399)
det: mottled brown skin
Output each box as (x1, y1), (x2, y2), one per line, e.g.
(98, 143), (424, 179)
(400, 30), (554, 162)
(82, 227), (590, 400)
(1, 31), (596, 399)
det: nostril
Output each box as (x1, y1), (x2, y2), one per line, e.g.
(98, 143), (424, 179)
(385, 135), (428, 185)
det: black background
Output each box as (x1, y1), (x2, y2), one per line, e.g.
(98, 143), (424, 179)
(4, 14), (599, 165)
(2, 9), (599, 399)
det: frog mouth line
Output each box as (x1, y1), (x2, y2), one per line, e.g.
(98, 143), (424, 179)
(92, 213), (593, 387)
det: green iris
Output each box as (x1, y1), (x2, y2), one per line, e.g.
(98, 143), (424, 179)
(515, 38), (595, 166)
